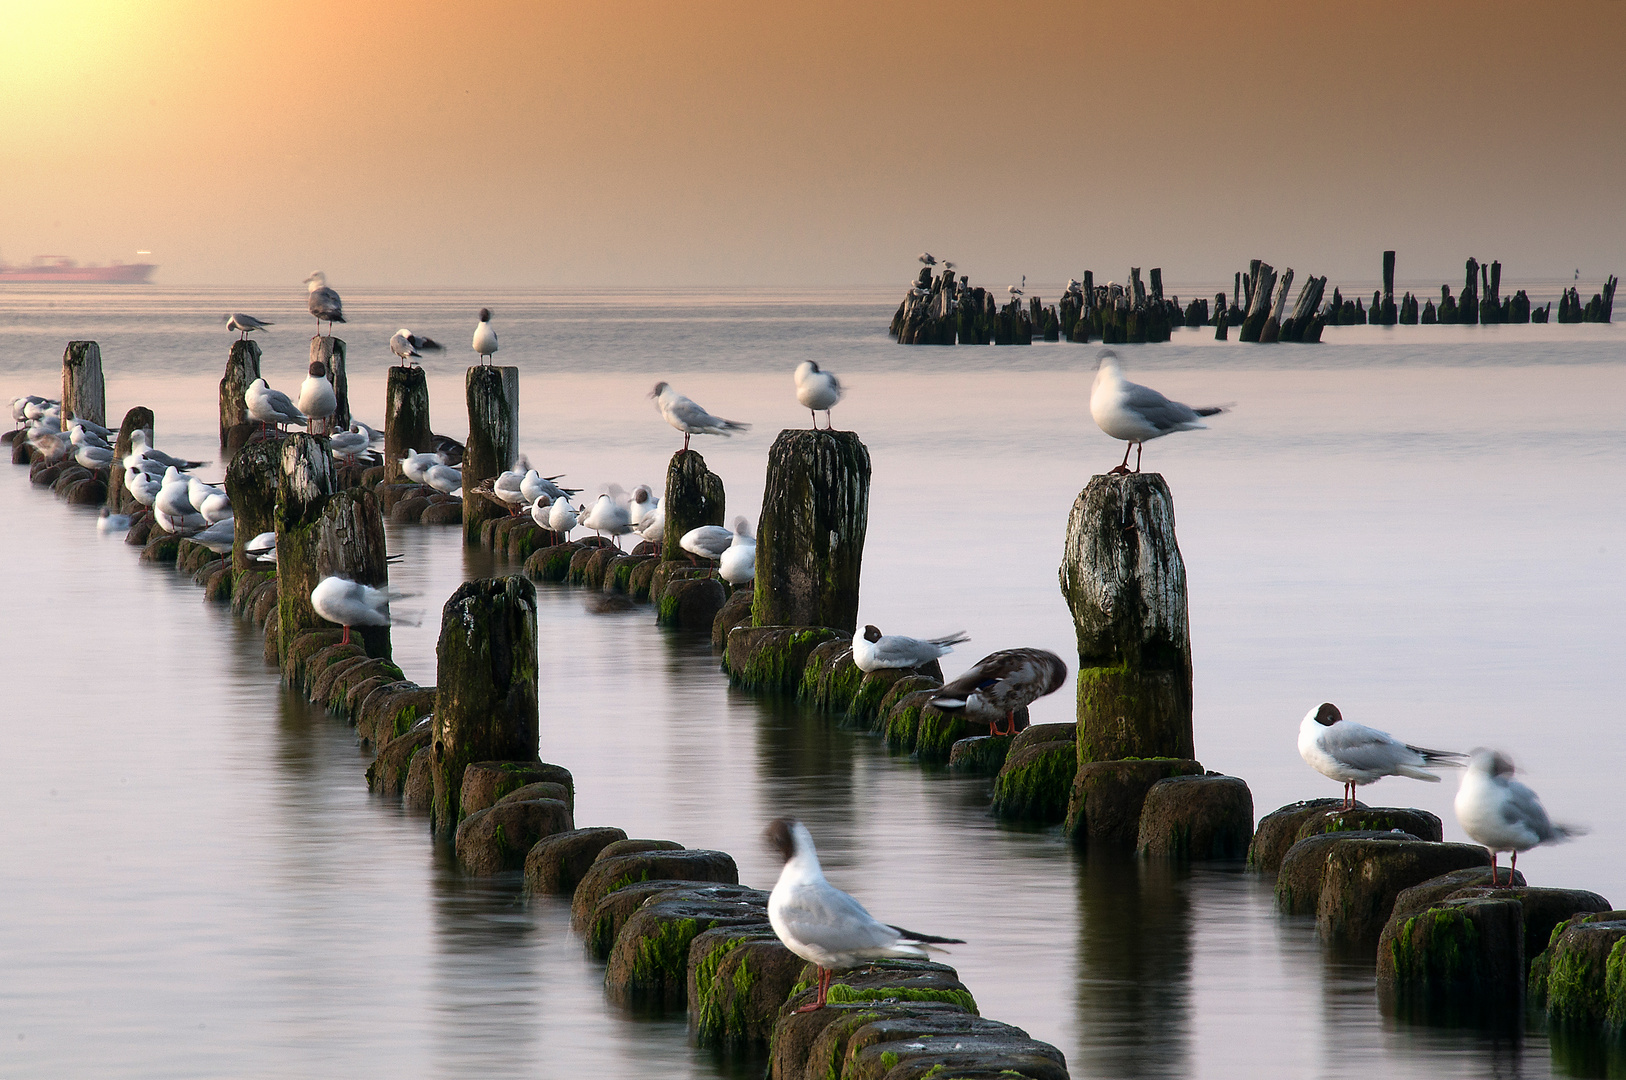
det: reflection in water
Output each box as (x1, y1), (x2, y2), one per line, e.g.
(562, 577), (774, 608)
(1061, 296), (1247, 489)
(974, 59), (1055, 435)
(1073, 851), (1192, 1079)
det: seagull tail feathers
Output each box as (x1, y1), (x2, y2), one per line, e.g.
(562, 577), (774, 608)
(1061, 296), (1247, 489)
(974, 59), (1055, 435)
(1193, 405), (1229, 417)
(927, 631), (970, 648)
(1394, 766), (1443, 782)
(1407, 744), (1468, 766)
(887, 924), (966, 946)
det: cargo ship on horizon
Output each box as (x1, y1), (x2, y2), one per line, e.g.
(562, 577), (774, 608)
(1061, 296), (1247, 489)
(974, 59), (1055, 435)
(0, 254), (156, 284)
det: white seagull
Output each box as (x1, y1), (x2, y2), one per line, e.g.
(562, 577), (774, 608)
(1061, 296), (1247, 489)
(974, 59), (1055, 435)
(650, 382), (750, 451)
(1298, 702), (1465, 810)
(424, 463), (462, 496)
(330, 427), (370, 462)
(304, 272), (345, 336)
(1455, 749), (1584, 887)
(390, 328), (443, 368)
(244, 531), (278, 564)
(298, 360), (338, 436)
(225, 313), (273, 339)
(473, 308), (498, 364)
(679, 522), (733, 567)
(399, 449), (440, 484)
(1090, 349), (1227, 474)
(931, 648), (1069, 736)
(853, 625), (969, 673)
(766, 817), (963, 1014)
(581, 493), (632, 547)
(245, 378), (307, 434)
(628, 485), (661, 529)
(546, 497), (578, 537)
(794, 361), (843, 430)
(97, 508), (131, 533)
(310, 576), (409, 645)
(718, 519), (756, 586)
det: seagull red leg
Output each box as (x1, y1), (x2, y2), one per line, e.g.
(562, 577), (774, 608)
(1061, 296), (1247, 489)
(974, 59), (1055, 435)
(791, 967), (830, 1013)
(341, 625), (351, 646)
(1509, 851), (1518, 888)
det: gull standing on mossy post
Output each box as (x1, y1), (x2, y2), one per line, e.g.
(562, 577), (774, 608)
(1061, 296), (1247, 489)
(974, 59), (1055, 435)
(853, 625), (968, 672)
(1298, 702), (1465, 810)
(793, 361), (843, 429)
(650, 382), (749, 451)
(304, 271), (345, 337)
(1089, 349), (1226, 474)
(1455, 749), (1584, 886)
(299, 360), (338, 436)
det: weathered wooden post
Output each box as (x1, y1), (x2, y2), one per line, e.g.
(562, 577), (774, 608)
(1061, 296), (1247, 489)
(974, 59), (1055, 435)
(661, 450), (725, 562)
(309, 336), (350, 432)
(1059, 473), (1194, 763)
(104, 407), (154, 515)
(384, 366), (433, 483)
(752, 430), (870, 634)
(275, 434), (338, 675)
(219, 340), (261, 454)
(431, 575), (539, 835)
(226, 438), (283, 585)
(61, 341), (106, 426)
(1260, 268), (1294, 343)
(1239, 262), (1276, 342)
(463, 365), (519, 544)
(315, 489), (392, 660)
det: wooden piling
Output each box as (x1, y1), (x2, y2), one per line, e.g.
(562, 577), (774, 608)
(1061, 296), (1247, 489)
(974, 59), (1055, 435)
(1059, 473), (1194, 762)
(384, 366), (434, 484)
(105, 407), (154, 515)
(309, 336), (350, 433)
(226, 438), (283, 585)
(219, 340), (262, 454)
(61, 341), (106, 427)
(1239, 262), (1276, 342)
(430, 575), (540, 835)
(275, 434), (338, 676)
(463, 366), (520, 544)
(315, 489), (392, 660)
(662, 450), (725, 563)
(752, 430), (870, 634)
(1260, 268), (1293, 343)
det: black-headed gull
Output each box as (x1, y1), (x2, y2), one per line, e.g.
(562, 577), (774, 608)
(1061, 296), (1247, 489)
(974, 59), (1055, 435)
(582, 494), (632, 547)
(766, 817), (963, 1014)
(330, 427), (370, 462)
(853, 625), (969, 673)
(1089, 348), (1226, 474)
(679, 522), (734, 566)
(389, 328), (442, 368)
(246, 378), (307, 434)
(424, 463), (461, 496)
(794, 361), (843, 430)
(398, 449), (439, 484)
(547, 498), (578, 537)
(244, 531), (277, 564)
(298, 360), (338, 436)
(473, 308), (498, 364)
(718, 520), (755, 586)
(1299, 703), (1464, 810)
(931, 649), (1068, 735)
(628, 484), (660, 528)
(310, 576), (410, 645)
(650, 382), (750, 451)
(304, 272), (345, 336)
(1454, 749), (1584, 887)
(97, 508), (131, 533)
(225, 313), (272, 339)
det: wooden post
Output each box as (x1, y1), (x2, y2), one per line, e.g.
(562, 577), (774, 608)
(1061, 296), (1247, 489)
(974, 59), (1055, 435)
(463, 365), (520, 544)
(430, 575), (539, 836)
(1461, 259), (1480, 325)
(275, 434), (338, 677)
(661, 449), (725, 563)
(1259, 268), (1293, 343)
(104, 407), (154, 515)
(309, 336), (350, 432)
(219, 340), (261, 454)
(752, 430), (870, 634)
(1060, 473), (1194, 762)
(384, 366), (433, 484)
(315, 489), (392, 660)
(226, 437), (283, 585)
(1239, 262), (1275, 342)
(61, 341), (106, 427)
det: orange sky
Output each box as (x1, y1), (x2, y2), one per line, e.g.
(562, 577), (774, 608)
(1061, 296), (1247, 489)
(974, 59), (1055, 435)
(2, 1), (1622, 287)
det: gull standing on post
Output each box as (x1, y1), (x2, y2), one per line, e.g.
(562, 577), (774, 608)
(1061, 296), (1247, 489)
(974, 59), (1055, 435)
(304, 272), (345, 337)
(766, 818), (963, 1014)
(473, 309), (498, 365)
(718, 518), (756, 586)
(245, 378), (307, 434)
(650, 382), (750, 451)
(390, 329), (443, 368)
(299, 360), (338, 435)
(680, 522), (734, 569)
(853, 625), (969, 673)
(1455, 749), (1585, 886)
(582, 493), (632, 548)
(310, 576), (414, 645)
(1298, 703), (1465, 811)
(1090, 348), (1226, 474)
(931, 648), (1068, 736)
(225, 313), (273, 339)
(794, 361), (843, 429)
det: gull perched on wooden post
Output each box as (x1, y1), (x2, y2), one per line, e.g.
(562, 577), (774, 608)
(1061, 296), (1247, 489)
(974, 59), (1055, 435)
(1454, 749), (1585, 886)
(1298, 703), (1465, 810)
(304, 272), (345, 337)
(650, 382), (749, 451)
(224, 313), (272, 340)
(1089, 348), (1227, 474)
(473, 308), (498, 364)
(390, 329), (443, 368)
(794, 361), (843, 430)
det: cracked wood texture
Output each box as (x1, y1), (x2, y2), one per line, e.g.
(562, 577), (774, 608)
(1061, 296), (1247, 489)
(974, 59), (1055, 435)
(384, 366), (433, 484)
(315, 488), (392, 660)
(275, 434), (337, 677)
(463, 365), (519, 544)
(218, 340), (261, 452)
(61, 341), (106, 427)
(662, 449), (725, 563)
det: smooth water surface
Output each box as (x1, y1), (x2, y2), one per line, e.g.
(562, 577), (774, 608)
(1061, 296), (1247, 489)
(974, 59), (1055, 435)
(2, 286), (1623, 1079)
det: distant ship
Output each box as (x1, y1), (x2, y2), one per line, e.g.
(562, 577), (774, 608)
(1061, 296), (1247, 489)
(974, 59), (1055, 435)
(0, 254), (156, 284)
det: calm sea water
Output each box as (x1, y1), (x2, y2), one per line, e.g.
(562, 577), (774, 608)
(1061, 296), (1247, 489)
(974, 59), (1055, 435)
(2, 286), (1622, 1079)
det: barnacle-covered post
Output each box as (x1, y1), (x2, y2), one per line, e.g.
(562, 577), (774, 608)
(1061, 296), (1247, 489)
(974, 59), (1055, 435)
(61, 341), (106, 427)
(310, 336), (350, 433)
(384, 365), (433, 483)
(315, 488), (392, 660)
(430, 575), (540, 835)
(219, 340), (261, 454)
(275, 434), (337, 676)
(104, 407), (154, 515)
(661, 449), (725, 562)
(463, 365), (519, 544)
(751, 429), (870, 634)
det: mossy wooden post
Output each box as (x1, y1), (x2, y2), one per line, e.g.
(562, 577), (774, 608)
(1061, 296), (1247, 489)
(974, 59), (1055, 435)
(430, 575), (539, 836)
(1059, 473), (1194, 762)
(226, 437), (283, 585)
(61, 341), (106, 427)
(104, 407), (154, 515)
(661, 449), (725, 562)
(752, 429), (870, 634)
(275, 434), (337, 678)
(384, 365), (433, 483)
(315, 489), (391, 660)
(310, 336), (350, 432)
(219, 340), (261, 453)
(463, 365), (519, 544)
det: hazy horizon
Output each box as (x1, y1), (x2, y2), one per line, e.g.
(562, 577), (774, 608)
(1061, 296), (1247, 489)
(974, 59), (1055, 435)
(3, 2), (1623, 289)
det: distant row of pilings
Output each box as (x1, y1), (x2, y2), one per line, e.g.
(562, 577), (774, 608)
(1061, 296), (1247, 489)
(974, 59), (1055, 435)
(891, 253), (1617, 345)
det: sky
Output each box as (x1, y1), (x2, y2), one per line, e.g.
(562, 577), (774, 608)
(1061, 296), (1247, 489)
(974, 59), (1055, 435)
(1, 1), (1623, 288)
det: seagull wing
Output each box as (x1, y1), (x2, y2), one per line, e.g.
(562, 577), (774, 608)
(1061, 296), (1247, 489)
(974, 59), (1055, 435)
(1498, 778), (1563, 841)
(1119, 380), (1205, 433)
(777, 879), (905, 959)
(1317, 721), (1422, 773)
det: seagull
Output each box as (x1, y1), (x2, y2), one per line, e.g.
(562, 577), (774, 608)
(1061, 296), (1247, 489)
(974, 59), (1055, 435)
(1090, 349), (1226, 474)
(424, 463), (462, 496)
(304, 272), (345, 337)
(129, 430), (206, 471)
(389, 329), (443, 368)
(190, 517), (236, 554)
(519, 469), (579, 503)
(628, 485), (660, 529)
(125, 466), (162, 507)
(352, 420), (383, 447)
(245, 378), (307, 434)
(155, 466), (199, 520)
(633, 507), (664, 544)
(918, 253), (936, 266)
(244, 531), (278, 564)
(650, 382), (750, 451)
(853, 625), (969, 673)
(680, 522), (734, 568)
(298, 360), (338, 436)
(97, 508), (131, 533)
(718, 519), (756, 586)
(225, 313), (273, 339)
(547, 497), (578, 537)
(1455, 750), (1585, 887)
(74, 444), (113, 470)
(330, 427), (370, 462)
(473, 308), (498, 364)
(528, 494), (554, 529)
(1298, 703), (1466, 811)
(399, 449), (440, 484)
(310, 576), (409, 645)
(930, 648), (1068, 736)
(582, 494), (632, 548)
(766, 817), (963, 1014)
(154, 506), (207, 534)
(794, 361), (843, 430)
(475, 468), (528, 514)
